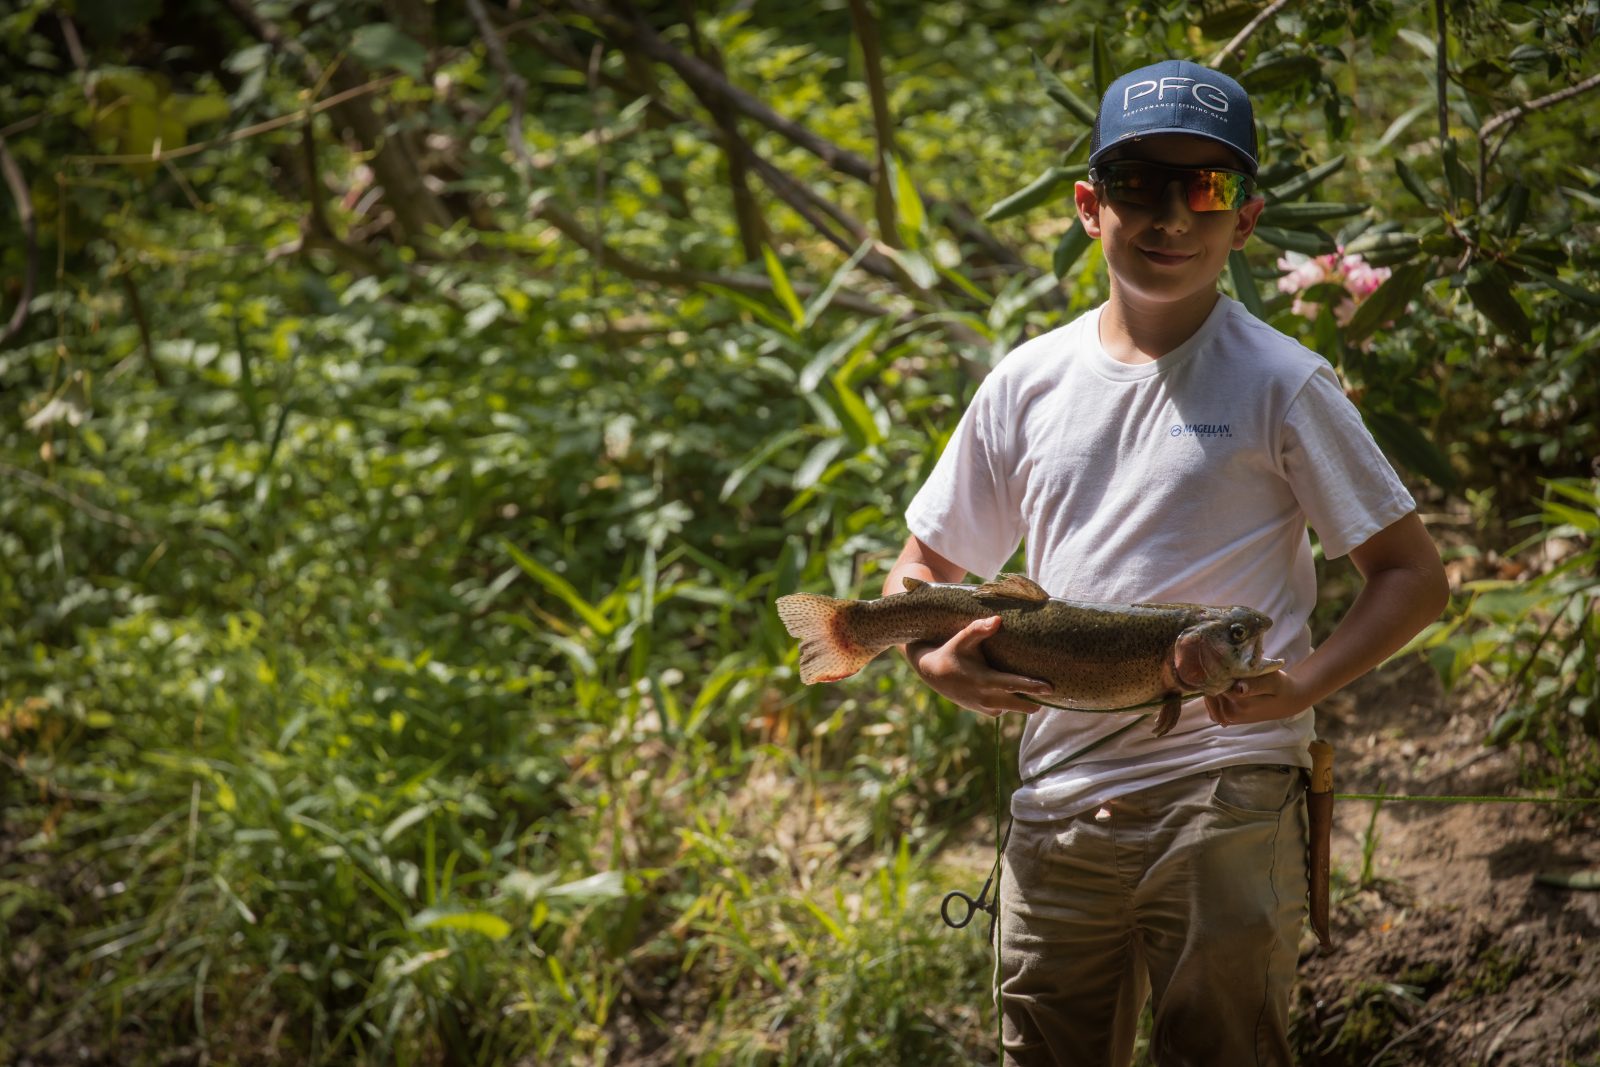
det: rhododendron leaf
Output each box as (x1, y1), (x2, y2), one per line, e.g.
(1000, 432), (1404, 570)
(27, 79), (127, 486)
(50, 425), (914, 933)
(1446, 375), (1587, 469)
(1259, 201), (1369, 227)
(1229, 251), (1266, 318)
(1344, 262), (1428, 343)
(1254, 225), (1337, 255)
(1266, 155), (1346, 201)
(1466, 268), (1533, 343)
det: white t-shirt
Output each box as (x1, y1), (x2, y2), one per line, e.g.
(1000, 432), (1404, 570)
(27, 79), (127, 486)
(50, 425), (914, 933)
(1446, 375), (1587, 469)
(906, 295), (1416, 820)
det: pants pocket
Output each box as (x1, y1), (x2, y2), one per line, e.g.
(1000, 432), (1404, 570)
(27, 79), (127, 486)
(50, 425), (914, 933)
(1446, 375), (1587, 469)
(1209, 764), (1299, 819)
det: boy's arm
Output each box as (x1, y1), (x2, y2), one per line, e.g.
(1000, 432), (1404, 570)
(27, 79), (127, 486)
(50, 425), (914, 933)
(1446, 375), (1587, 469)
(884, 535), (1054, 717)
(1205, 511), (1449, 726)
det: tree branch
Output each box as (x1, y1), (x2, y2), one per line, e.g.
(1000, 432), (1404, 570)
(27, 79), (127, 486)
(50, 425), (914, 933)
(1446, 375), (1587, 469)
(115, 266), (168, 388)
(1209, 0), (1294, 69)
(531, 196), (886, 317)
(560, 0), (1023, 267)
(221, 1), (454, 251)
(848, 0), (901, 248)
(1434, 0), (1450, 150)
(296, 116), (383, 276)
(464, 0), (534, 175)
(671, 0), (768, 262)
(63, 76), (397, 166)
(1481, 69), (1600, 143)
(0, 136), (36, 347)
(0, 460), (153, 539)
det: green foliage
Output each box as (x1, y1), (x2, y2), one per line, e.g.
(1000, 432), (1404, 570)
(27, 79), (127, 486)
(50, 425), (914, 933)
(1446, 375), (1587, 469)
(1403, 478), (1600, 794)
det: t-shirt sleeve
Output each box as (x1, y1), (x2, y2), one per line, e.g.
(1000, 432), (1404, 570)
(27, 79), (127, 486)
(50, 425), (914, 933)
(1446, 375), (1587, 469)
(1280, 365), (1417, 559)
(904, 378), (1026, 579)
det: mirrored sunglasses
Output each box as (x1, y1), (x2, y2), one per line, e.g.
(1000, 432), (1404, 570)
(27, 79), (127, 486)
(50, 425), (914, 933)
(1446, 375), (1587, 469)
(1089, 161), (1255, 213)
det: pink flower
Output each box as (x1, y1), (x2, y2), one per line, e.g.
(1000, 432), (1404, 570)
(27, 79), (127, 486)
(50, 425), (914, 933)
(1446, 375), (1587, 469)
(1276, 248), (1391, 324)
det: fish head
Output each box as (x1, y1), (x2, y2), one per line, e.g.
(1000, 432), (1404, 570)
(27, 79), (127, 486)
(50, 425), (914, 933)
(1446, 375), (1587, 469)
(1173, 606), (1285, 695)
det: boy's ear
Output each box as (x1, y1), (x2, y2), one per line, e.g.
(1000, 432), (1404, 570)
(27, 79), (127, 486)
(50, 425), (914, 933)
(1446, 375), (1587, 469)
(1232, 194), (1266, 250)
(1074, 181), (1103, 239)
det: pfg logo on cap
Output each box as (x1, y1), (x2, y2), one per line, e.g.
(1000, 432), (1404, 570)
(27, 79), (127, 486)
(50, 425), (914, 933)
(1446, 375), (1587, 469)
(1123, 77), (1233, 114)
(1089, 59), (1259, 176)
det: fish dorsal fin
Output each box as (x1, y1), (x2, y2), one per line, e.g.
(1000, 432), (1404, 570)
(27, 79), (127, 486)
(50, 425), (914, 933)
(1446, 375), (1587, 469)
(901, 576), (928, 592)
(973, 573), (1050, 603)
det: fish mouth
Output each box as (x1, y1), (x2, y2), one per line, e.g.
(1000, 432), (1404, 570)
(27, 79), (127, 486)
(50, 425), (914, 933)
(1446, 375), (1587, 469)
(1239, 636), (1285, 677)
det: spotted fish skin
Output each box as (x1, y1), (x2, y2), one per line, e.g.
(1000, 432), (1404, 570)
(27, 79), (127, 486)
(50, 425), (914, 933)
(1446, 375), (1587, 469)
(776, 573), (1282, 736)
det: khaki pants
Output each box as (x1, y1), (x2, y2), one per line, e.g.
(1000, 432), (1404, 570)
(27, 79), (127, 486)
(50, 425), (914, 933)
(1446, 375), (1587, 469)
(998, 766), (1307, 1067)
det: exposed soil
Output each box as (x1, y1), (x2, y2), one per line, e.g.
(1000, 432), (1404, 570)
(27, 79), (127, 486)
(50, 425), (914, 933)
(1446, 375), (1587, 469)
(1293, 660), (1600, 1067)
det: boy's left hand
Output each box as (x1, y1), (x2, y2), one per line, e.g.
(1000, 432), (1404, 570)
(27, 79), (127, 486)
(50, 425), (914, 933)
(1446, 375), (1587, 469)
(1203, 669), (1311, 726)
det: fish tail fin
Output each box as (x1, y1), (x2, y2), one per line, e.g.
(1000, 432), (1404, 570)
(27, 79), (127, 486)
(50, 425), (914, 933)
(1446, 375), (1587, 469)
(775, 593), (886, 684)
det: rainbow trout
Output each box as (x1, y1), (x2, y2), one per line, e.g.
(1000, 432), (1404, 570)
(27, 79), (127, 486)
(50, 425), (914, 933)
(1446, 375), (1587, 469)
(776, 573), (1283, 736)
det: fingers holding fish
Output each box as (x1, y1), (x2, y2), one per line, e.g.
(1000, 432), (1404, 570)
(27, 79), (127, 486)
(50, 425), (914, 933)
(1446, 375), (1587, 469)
(910, 617), (1052, 716)
(1202, 668), (1307, 727)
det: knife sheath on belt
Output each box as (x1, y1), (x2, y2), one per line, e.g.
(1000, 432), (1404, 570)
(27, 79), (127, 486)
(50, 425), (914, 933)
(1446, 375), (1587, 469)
(1307, 739), (1334, 948)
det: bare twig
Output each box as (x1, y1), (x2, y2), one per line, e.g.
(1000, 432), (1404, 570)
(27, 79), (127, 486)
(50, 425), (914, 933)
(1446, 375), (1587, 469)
(0, 136), (37, 346)
(1434, 0), (1450, 150)
(115, 266), (168, 387)
(0, 113), (46, 140)
(532, 196), (884, 316)
(1482, 69), (1600, 172)
(588, 41), (607, 299)
(56, 9), (87, 71)
(0, 461), (152, 539)
(0, 752), (120, 805)
(296, 111), (381, 276)
(464, 0), (534, 174)
(218, 0), (323, 80)
(1209, 0), (1294, 68)
(1364, 996), (1473, 1067)
(63, 77), (397, 167)
(1482, 69), (1600, 139)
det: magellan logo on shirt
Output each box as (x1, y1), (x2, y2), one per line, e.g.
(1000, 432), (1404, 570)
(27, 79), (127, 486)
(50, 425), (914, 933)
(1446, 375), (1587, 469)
(1169, 423), (1233, 438)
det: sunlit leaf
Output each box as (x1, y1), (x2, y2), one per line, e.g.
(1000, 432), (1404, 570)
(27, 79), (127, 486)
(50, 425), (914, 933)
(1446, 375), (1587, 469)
(350, 23), (427, 80)
(412, 908), (512, 941)
(761, 245), (806, 327)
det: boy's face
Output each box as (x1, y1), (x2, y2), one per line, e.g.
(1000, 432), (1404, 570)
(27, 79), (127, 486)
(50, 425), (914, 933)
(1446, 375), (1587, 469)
(1074, 134), (1264, 312)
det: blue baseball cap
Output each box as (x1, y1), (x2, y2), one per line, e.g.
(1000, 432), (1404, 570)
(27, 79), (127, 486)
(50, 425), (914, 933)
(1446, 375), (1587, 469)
(1089, 60), (1258, 176)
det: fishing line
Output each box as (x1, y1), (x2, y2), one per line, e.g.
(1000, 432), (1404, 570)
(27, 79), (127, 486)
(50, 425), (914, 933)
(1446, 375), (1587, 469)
(944, 700), (1181, 932)
(1336, 792), (1600, 805)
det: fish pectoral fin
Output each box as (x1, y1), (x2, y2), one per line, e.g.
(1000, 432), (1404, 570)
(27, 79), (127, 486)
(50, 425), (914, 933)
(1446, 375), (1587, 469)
(974, 573), (1051, 603)
(1151, 695), (1182, 738)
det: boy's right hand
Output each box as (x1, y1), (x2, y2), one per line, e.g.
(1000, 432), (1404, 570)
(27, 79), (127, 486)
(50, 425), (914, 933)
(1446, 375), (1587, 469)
(906, 615), (1054, 717)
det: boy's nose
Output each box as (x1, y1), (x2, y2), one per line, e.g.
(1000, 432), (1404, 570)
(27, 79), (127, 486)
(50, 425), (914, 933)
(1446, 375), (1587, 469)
(1152, 179), (1194, 232)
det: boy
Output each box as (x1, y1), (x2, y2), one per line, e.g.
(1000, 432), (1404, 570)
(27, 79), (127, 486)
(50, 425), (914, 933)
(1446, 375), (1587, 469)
(883, 60), (1448, 1065)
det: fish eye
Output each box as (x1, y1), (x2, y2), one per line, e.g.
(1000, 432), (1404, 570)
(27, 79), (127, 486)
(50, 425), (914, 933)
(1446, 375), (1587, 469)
(1229, 623), (1247, 643)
